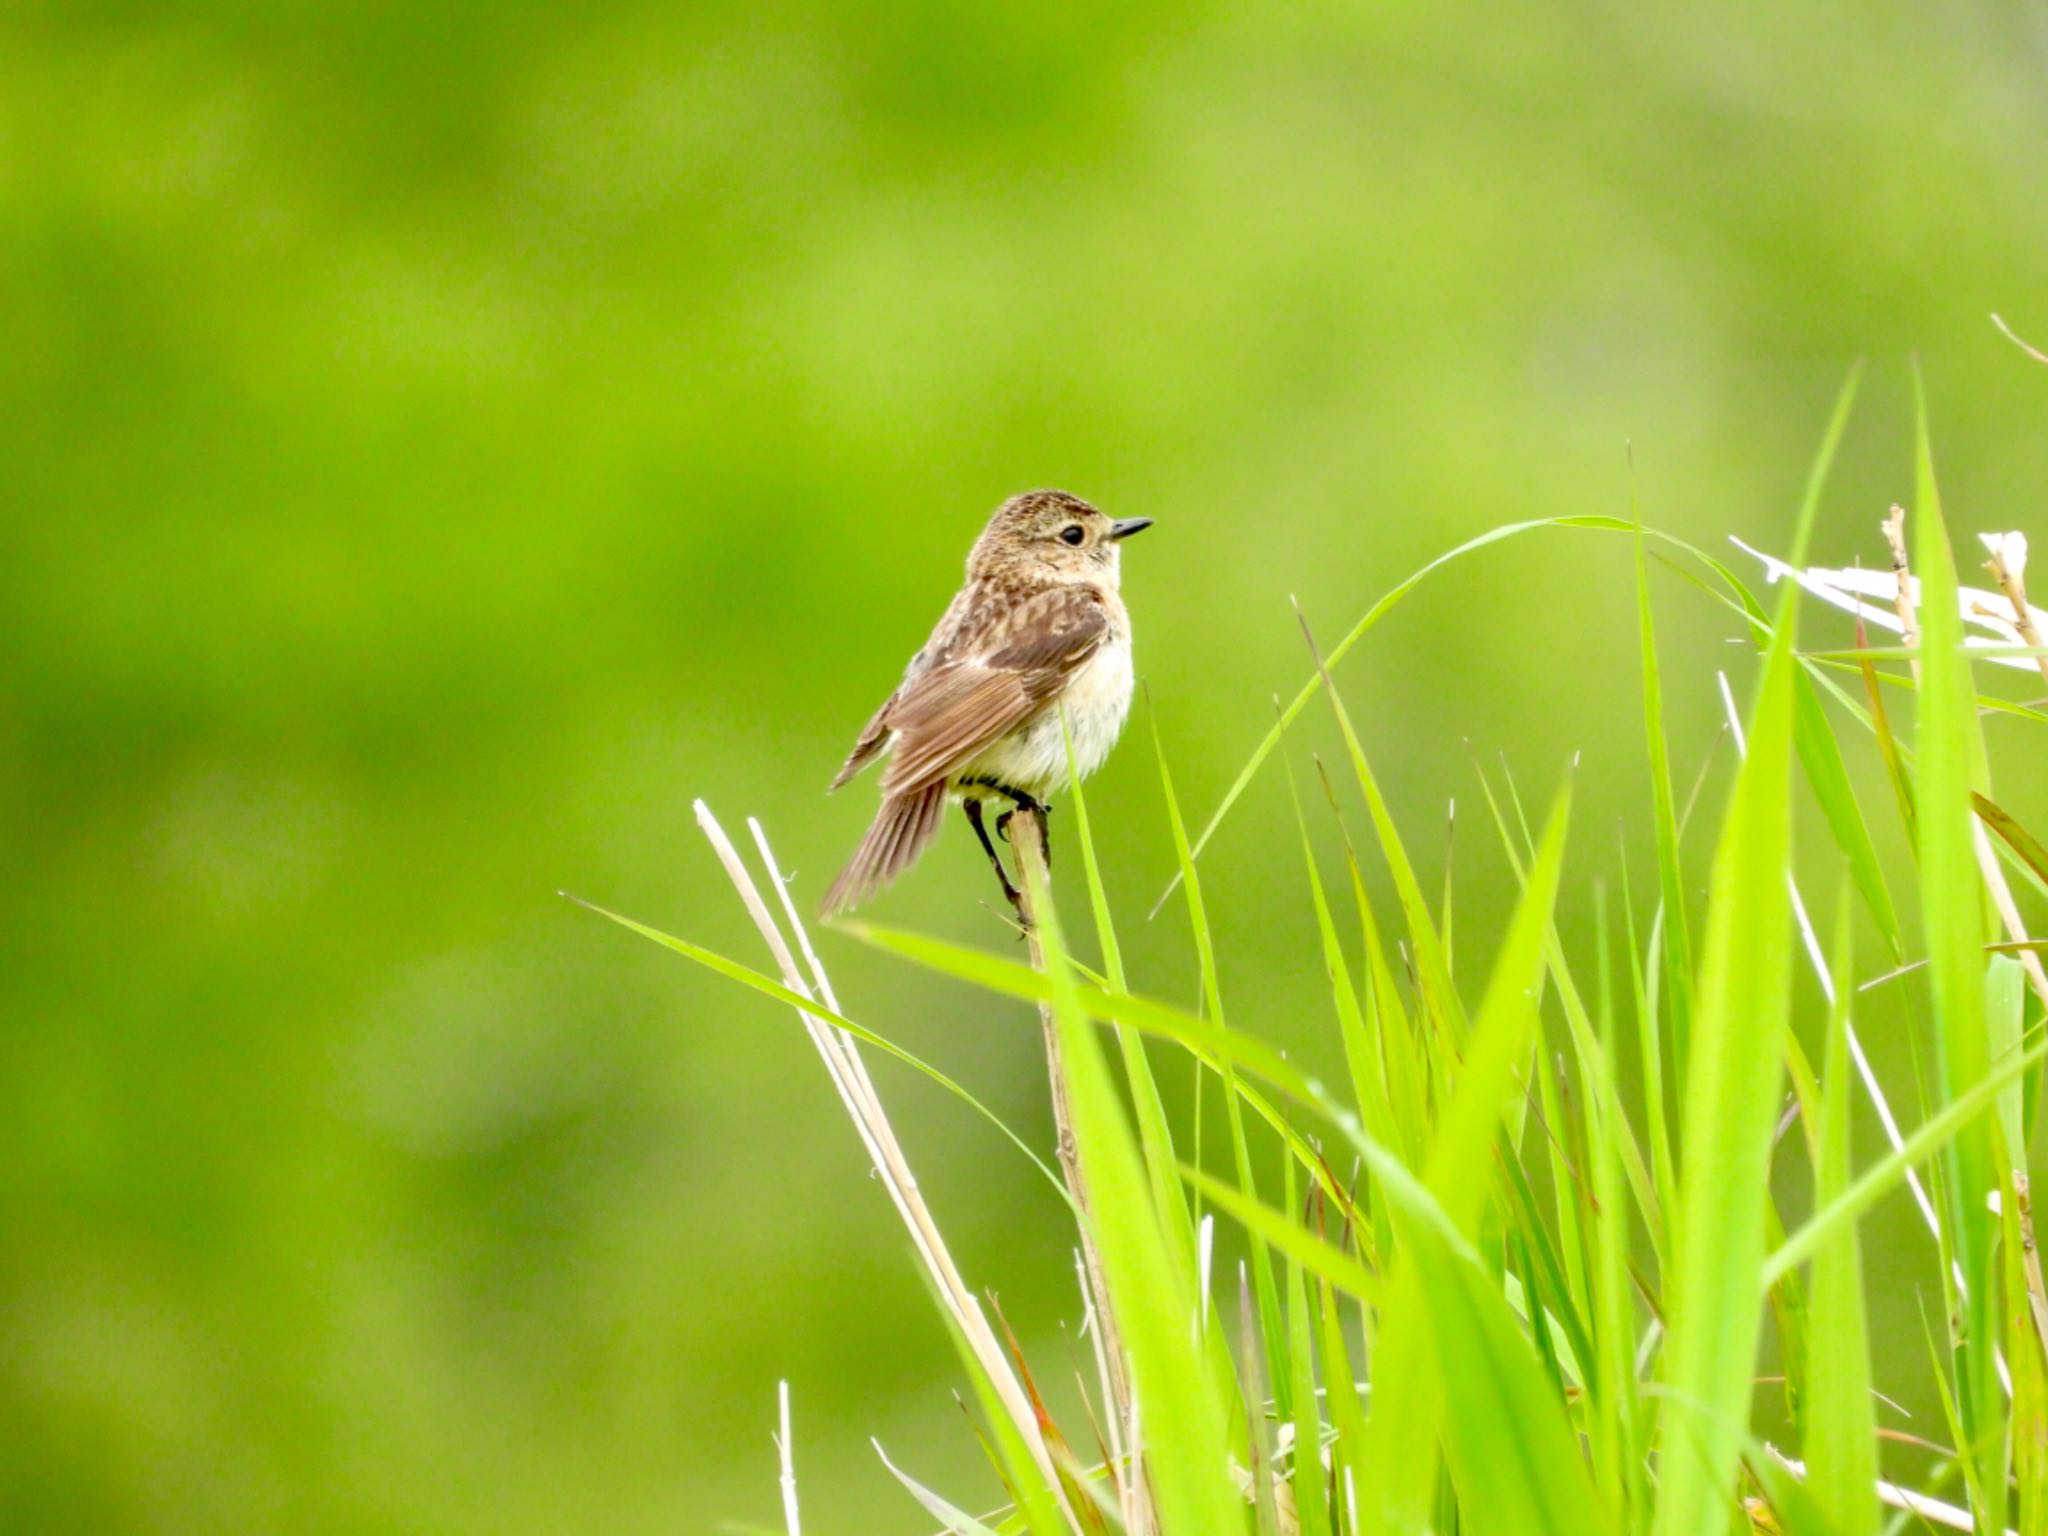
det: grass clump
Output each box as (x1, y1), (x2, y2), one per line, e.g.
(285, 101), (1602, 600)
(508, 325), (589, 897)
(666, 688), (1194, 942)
(590, 370), (2048, 1534)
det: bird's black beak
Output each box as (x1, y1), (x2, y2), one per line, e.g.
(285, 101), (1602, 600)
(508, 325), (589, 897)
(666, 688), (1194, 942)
(1109, 517), (1154, 541)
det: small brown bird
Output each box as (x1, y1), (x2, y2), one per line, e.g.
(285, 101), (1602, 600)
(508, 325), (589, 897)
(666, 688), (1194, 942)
(823, 489), (1152, 915)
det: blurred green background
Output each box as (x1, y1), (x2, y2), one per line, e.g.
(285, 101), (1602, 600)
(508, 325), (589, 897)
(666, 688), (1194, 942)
(6, 2), (2048, 1529)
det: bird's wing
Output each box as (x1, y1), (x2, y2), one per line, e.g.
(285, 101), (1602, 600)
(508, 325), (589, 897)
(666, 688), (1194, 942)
(829, 585), (978, 791)
(878, 587), (1109, 796)
(828, 692), (897, 791)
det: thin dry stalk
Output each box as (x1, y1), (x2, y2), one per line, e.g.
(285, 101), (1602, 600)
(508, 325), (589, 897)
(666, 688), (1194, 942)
(1980, 531), (2048, 695)
(1008, 802), (1147, 1529)
(1125, 1362), (1152, 1535)
(695, 802), (1077, 1524)
(1992, 313), (2048, 368)
(1770, 1449), (2015, 1535)
(1881, 506), (1918, 650)
(775, 1380), (801, 1536)
(1072, 1248), (1133, 1526)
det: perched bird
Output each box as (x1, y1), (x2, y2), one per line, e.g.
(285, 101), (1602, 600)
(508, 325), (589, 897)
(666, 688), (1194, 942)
(823, 489), (1152, 915)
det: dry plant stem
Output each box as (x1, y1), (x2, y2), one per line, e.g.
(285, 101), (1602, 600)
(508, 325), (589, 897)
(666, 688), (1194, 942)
(1882, 506), (1918, 650)
(1992, 313), (2048, 369)
(1771, 1449), (2016, 1535)
(775, 1379), (801, 1536)
(1980, 538), (2048, 693)
(1007, 802), (1144, 1518)
(1074, 1249), (1147, 1534)
(696, 803), (1076, 1523)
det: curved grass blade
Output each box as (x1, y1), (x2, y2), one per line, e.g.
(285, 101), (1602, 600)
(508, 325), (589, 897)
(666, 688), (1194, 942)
(1155, 504), (1841, 921)
(1151, 513), (1638, 916)
(572, 895), (1067, 1194)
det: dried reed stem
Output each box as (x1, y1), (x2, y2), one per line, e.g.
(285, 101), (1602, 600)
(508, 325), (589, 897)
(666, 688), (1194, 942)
(693, 801), (1077, 1525)
(775, 1380), (801, 1536)
(1980, 532), (2048, 695)
(1769, 1448), (2015, 1535)
(1007, 802), (1145, 1528)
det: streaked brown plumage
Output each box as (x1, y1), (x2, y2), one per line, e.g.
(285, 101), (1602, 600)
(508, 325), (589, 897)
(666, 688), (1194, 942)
(823, 489), (1152, 915)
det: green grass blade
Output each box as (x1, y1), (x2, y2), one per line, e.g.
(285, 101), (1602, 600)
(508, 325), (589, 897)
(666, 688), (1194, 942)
(1284, 754), (1401, 1162)
(1280, 1160), (1332, 1536)
(1802, 888), (1880, 1536)
(1620, 853), (1679, 1236)
(1588, 887), (1645, 1524)
(1493, 1141), (1596, 1389)
(1298, 606), (1467, 1049)
(1634, 501), (1697, 1078)
(1411, 1219), (1615, 1536)
(1976, 791), (2048, 890)
(1988, 952), (2048, 1536)
(876, 1439), (1016, 1536)
(1160, 510), (1812, 921)
(1019, 848), (1247, 1534)
(927, 1293), (1070, 1536)
(844, 920), (1379, 1258)
(1763, 1025), (2048, 1286)
(1649, 384), (1825, 1536)
(1793, 665), (1906, 963)
(1910, 375), (2006, 1533)
(1314, 756), (1429, 1168)
(1154, 719), (1291, 1414)
(1200, 1147), (1613, 1536)
(1476, 763), (1665, 1249)
(1429, 781), (1569, 1218)
(1358, 783), (1573, 1531)
(1743, 1441), (1849, 1536)
(1186, 1168), (1382, 1307)
(573, 896), (1067, 1192)
(1378, 1135), (1616, 1536)
(1153, 512), (1641, 916)
(1062, 709), (1201, 1295)
(1316, 1265), (1370, 1535)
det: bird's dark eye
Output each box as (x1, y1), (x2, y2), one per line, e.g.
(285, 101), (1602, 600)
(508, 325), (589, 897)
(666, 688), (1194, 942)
(1059, 525), (1085, 546)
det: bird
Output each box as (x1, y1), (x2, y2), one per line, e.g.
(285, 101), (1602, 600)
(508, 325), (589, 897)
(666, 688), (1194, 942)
(822, 489), (1152, 917)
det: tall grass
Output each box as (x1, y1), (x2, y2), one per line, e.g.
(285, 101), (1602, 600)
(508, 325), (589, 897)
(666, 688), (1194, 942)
(591, 379), (2048, 1534)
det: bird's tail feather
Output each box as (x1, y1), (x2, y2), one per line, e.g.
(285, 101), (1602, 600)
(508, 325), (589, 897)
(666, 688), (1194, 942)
(820, 783), (948, 915)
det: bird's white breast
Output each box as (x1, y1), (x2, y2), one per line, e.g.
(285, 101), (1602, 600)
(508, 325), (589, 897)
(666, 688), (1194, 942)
(964, 634), (1134, 797)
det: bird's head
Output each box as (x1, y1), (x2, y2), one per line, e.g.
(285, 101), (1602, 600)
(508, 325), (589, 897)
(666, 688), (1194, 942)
(968, 489), (1153, 585)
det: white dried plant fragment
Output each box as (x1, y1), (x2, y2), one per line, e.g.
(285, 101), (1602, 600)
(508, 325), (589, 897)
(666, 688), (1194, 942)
(1733, 532), (2048, 672)
(1981, 529), (2028, 582)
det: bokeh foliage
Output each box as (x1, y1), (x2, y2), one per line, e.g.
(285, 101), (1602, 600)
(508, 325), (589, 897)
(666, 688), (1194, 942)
(4, 3), (2047, 1530)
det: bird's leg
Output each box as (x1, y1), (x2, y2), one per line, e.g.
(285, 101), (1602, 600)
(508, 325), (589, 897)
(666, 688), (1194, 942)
(963, 798), (1023, 912)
